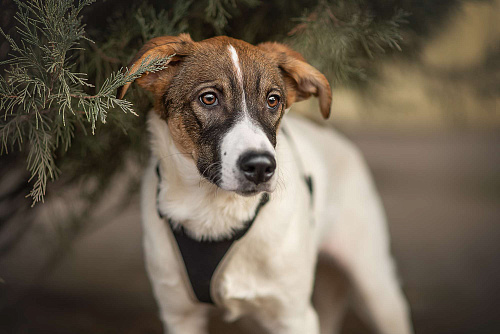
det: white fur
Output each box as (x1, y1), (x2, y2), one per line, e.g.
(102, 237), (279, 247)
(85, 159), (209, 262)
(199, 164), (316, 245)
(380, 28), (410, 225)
(142, 41), (412, 332)
(142, 111), (413, 334)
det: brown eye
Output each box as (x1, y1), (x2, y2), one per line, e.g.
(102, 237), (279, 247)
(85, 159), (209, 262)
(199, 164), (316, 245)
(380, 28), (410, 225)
(267, 95), (280, 109)
(200, 92), (218, 106)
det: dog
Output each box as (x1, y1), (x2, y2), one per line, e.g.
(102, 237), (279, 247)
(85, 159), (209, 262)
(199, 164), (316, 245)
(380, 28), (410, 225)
(118, 34), (413, 334)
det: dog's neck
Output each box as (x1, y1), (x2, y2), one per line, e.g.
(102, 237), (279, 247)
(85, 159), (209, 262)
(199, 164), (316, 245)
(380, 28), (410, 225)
(148, 112), (263, 241)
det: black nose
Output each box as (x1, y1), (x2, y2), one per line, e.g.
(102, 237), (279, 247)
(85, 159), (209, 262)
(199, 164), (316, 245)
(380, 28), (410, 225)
(238, 152), (276, 185)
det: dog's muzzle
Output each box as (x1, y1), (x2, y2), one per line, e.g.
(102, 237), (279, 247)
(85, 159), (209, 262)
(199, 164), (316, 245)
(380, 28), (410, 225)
(219, 117), (277, 193)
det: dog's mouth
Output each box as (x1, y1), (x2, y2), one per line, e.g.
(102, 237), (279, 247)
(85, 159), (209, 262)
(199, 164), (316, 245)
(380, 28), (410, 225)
(238, 190), (260, 197)
(237, 188), (266, 197)
(201, 173), (275, 197)
(223, 180), (276, 197)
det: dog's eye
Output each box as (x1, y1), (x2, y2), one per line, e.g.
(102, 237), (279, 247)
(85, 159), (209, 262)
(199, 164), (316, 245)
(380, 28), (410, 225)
(267, 95), (280, 109)
(199, 92), (218, 106)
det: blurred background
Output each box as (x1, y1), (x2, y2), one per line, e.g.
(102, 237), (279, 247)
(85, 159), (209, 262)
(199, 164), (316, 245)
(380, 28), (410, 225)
(0, 0), (499, 333)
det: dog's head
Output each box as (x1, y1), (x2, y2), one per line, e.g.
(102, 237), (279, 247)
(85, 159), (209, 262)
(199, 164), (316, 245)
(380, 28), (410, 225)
(119, 34), (331, 196)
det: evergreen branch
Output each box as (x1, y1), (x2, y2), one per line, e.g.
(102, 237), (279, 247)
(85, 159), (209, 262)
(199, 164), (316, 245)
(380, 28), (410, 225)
(205, 0), (260, 34)
(1, 114), (25, 154)
(88, 42), (121, 64)
(288, 1), (409, 85)
(206, 0), (234, 33)
(0, 0), (166, 205)
(72, 56), (170, 133)
(135, 1), (193, 41)
(26, 122), (59, 206)
(53, 113), (75, 153)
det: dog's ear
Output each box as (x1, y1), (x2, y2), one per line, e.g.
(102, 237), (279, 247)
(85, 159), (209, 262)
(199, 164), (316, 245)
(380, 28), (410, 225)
(118, 34), (194, 99)
(258, 42), (332, 119)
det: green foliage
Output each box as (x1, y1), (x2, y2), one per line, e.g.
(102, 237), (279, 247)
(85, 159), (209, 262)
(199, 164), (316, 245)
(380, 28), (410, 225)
(3, 0), (464, 207)
(64, 1), (194, 194)
(136, 0), (192, 41)
(287, 0), (409, 85)
(0, 0), (169, 205)
(79, 1), (190, 87)
(205, 0), (260, 34)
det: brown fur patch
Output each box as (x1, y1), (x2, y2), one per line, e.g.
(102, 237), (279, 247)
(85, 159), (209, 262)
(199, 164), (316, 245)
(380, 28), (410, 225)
(118, 34), (194, 100)
(258, 42), (332, 119)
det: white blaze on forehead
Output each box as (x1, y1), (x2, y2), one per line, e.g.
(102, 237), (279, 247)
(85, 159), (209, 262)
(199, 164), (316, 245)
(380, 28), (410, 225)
(228, 44), (248, 114)
(228, 44), (243, 86)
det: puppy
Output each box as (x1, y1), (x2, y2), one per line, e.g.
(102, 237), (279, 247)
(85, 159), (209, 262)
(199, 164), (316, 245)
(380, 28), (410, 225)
(119, 34), (413, 334)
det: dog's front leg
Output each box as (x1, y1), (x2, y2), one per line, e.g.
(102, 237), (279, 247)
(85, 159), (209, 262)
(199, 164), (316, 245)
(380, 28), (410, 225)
(160, 306), (210, 334)
(256, 303), (320, 334)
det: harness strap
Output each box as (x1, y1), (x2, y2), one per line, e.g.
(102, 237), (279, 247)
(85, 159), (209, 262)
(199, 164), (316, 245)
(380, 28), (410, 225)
(156, 164), (269, 304)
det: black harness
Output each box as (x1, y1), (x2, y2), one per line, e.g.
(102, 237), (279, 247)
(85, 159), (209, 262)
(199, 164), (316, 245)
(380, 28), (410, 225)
(156, 126), (313, 305)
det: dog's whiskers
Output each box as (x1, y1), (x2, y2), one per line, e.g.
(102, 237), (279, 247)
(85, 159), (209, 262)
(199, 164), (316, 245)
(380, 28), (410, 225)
(198, 162), (222, 188)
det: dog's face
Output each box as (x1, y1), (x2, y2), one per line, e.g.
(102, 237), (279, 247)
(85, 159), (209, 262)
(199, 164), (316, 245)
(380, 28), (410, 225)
(119, 34), (331, 196)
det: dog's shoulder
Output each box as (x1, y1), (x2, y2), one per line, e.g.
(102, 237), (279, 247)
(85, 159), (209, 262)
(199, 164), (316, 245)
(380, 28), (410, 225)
(282, 114), (367, 178)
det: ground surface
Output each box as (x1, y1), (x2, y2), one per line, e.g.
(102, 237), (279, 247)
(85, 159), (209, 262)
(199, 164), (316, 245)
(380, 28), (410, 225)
(1, 127), (499, 334)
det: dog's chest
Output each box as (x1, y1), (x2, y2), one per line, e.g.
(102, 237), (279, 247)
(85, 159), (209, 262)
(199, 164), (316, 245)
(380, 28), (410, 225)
(210, 242), (288, 319)
(210, 203), (318, 318)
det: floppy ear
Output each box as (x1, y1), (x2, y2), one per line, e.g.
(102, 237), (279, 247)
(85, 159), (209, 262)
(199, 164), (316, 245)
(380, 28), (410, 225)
(258, 42), (332, 119)
(117, 33), (194, 99)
